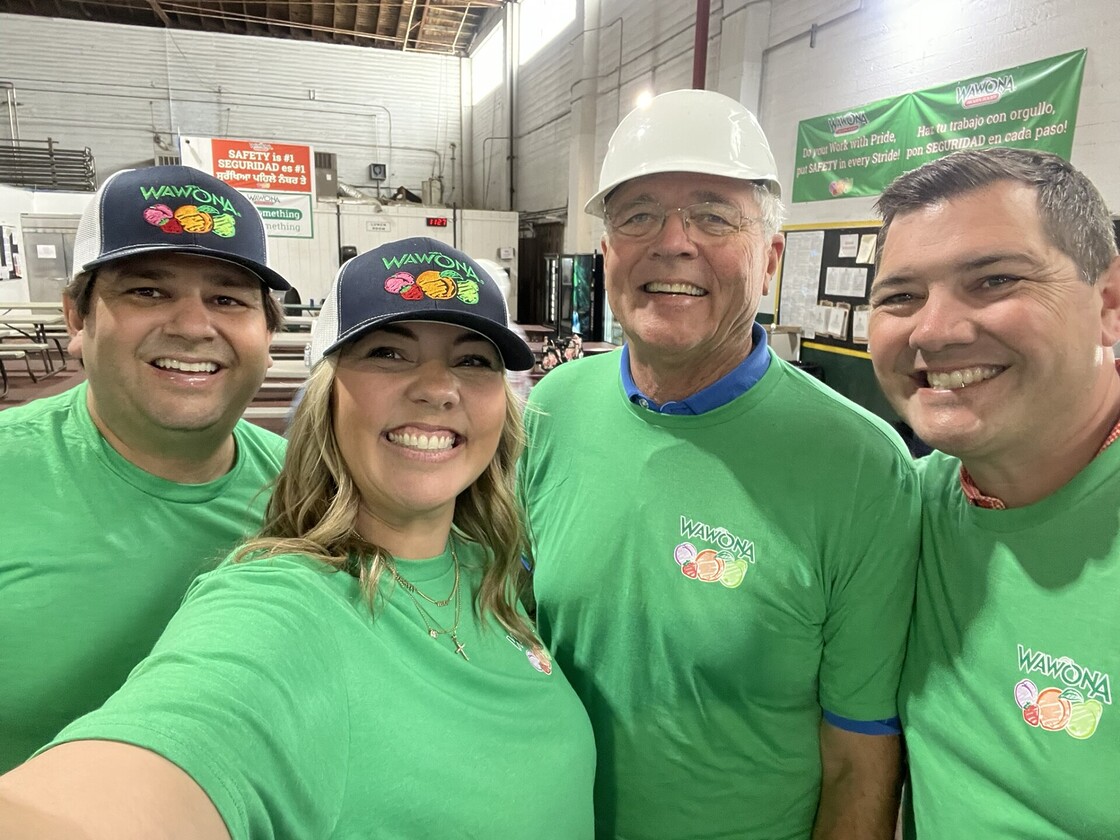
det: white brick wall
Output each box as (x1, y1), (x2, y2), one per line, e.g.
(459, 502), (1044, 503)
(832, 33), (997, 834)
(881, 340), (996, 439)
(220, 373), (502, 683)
(5, 0), (1118, 226)
(0, 13), (461, 194)
(761, 0), (1117, 223)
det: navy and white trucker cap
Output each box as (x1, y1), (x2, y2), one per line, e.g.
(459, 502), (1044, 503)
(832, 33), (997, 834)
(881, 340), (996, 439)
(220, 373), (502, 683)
(308, 237), (534, 371)
(73, 164), (290, 290)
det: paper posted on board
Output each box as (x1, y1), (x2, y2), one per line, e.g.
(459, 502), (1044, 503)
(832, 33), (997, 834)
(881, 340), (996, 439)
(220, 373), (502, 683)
(856, 234), (877, 264)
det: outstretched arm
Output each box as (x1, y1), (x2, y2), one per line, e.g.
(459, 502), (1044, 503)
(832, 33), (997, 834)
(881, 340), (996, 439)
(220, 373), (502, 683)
(0, 740), (229, 840)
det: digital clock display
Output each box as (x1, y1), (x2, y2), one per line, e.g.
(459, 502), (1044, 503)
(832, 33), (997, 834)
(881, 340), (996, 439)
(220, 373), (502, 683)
(426, 217), (449, 227)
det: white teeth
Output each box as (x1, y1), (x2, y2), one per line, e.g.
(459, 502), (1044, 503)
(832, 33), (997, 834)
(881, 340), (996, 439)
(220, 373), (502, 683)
(926, 365), (1003, 390)
(154, 358), (219, 374)
(646, 282), (705, 296)
(387, 431), (456, 451)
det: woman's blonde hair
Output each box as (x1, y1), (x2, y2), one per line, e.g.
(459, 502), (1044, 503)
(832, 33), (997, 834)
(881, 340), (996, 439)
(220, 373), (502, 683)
(234, 355), (537, 646)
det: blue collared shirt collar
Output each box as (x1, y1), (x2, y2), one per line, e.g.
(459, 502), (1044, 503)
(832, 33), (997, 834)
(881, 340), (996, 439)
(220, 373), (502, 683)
(621, 322), (771, 415)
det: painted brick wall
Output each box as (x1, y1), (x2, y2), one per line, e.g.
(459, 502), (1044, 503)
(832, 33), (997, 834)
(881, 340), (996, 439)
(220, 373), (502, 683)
(0, 13), (461, 196)
(760, 0), (1118, 224)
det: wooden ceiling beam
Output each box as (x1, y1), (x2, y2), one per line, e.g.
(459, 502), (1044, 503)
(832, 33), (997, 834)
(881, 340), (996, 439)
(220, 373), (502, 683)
(414, 0), (432, 51)
(16, 0), (474, 53)
(146, 0), (173, 27)
(449, 6), (468, 55)
(395, 0), (415, 50)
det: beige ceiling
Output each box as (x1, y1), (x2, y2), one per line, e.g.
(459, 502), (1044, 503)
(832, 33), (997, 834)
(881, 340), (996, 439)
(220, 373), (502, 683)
(0, 0), (501, 55)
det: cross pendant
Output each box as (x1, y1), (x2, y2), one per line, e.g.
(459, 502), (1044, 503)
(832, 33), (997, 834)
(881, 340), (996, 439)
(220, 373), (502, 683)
(452, 634), (469, 661)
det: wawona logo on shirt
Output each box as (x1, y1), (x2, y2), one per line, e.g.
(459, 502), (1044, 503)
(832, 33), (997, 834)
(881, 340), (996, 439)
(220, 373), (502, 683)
(505, 634), (553, 675)
(1012, 644), (1111, 741)
(671, 515), (755, 589)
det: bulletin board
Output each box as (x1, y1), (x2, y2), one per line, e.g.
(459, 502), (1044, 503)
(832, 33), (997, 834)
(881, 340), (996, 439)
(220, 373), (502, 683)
(775, 220), (881, 360)
(0, 225), (20, 281)
(770, 216), (1120, 426)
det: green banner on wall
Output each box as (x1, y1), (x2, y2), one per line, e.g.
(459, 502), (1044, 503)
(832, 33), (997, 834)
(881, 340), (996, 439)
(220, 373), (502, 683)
(791, 50), (1086, 203)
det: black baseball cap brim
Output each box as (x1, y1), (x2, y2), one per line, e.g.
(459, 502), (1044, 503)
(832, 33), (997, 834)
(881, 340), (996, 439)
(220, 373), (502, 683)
(321, 308), (535, 371)
(81, 242), (291, 291)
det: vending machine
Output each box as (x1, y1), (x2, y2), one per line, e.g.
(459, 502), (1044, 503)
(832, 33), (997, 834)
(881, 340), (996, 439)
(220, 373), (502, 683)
(541, 252), (606, 342)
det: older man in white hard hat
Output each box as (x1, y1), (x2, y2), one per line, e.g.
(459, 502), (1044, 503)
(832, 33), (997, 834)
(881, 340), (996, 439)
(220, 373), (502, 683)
(519, 89), (920, 839)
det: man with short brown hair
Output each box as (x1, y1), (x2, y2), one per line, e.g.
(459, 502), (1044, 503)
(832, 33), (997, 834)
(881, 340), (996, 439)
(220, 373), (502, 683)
(0, 165), (290, 772)
(869, 147), (1120, 838)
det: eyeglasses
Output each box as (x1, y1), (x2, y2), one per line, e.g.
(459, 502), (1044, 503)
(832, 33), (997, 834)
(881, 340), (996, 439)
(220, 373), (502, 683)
(605, 201), (758, 240)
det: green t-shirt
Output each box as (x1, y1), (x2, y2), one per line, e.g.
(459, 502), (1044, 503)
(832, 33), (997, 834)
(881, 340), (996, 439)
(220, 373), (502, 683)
(900, 449), (1120, 839)
(0, 382), (285, 772)
(520, 351), (920, 840)
(46, 546), (596, 839)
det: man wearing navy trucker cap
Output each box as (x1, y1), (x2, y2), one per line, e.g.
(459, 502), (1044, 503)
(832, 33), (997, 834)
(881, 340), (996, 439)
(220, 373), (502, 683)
(0, 165), (290, 772)
(519, 90), (920, 839)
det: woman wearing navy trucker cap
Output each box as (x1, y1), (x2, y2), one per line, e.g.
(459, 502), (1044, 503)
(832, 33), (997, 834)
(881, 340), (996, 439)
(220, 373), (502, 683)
(0, 238), (595, 839)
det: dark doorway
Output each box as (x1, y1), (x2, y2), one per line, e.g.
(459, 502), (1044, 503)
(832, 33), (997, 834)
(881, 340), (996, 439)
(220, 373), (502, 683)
(517, 221), (564, 325)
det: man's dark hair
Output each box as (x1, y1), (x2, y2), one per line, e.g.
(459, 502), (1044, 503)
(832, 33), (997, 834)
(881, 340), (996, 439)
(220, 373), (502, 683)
(875, 147), (1118, 284)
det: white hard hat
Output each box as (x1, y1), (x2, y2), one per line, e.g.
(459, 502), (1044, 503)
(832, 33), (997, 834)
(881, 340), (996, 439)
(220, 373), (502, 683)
(585, 89), (782, 218)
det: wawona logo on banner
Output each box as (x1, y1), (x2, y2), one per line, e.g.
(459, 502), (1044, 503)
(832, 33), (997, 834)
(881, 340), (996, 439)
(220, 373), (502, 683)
(956, 74), (1016, 109)
(827, 111), (869, 136)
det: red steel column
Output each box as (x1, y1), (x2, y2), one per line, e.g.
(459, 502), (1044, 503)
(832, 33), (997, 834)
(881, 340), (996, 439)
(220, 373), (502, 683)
(692, 0), (710, 89)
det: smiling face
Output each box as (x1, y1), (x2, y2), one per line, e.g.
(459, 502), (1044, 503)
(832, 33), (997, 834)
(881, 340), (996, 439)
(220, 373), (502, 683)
(332, 321), (507, 546)
(869, 180), (1120, 467)
(66, 252), (273, 452)
(601, 172), (784, 391)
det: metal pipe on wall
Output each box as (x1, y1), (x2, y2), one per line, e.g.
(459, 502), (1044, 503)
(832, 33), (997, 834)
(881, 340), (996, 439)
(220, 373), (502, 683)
(480, 135), (510, 207)
(757, 0), (866, 127)
(1, 82), (21, 143)
(505, 1), (519, 211)
(693, 0), (711, 89)
(567, 17), (624, 124)
(393, 145), (443, 177)
(335, 202), (343, 270)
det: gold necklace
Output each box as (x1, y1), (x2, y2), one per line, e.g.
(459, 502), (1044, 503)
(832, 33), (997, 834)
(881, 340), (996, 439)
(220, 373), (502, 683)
(387, 539), (469, 661)
(386, 542), (459, 607)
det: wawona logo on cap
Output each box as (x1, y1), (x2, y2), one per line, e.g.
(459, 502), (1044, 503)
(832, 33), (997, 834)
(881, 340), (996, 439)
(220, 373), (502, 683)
(383, 269), (480, 304)
(143, 201), (238, 238)
(380, 250), (485, 305)
(139, 184), (242, 217)
(381, 250), (480, 280)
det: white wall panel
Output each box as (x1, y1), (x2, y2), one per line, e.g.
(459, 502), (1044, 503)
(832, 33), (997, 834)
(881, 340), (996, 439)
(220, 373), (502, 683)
(467, 7), (579, 216)
(9, 1), (1118, 262)
(767, 0), (861, 49)
(515, 29), (575, 213)
(0, 13), (461, 195)
(467, 0), (751, 221)
(270, 203), (517, 304)
(469, 88), (511, 210)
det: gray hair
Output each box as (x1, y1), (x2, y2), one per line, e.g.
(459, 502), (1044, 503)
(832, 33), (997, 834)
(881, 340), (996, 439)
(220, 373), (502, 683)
(875, 147), (1117, 284)
(753, 182), (786, 239)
